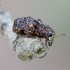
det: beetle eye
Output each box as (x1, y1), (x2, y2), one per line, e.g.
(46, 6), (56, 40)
(47, 33), (52, 37)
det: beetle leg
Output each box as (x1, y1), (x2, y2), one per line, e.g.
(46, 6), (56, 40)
(45, 39), (49, 50)
(13, 35), (19, 43)
(39, 38), (41, 41)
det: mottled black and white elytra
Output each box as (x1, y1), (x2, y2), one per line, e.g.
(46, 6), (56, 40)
(13, 16), (56, 47)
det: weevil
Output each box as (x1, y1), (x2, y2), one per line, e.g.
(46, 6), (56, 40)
(13, 16), (65, 48)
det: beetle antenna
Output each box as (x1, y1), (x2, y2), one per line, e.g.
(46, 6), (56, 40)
(55, 34), (66, 38)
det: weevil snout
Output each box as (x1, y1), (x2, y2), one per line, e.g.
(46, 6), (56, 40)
(47, 33), (56, 46)
(46, 26), (56, 46)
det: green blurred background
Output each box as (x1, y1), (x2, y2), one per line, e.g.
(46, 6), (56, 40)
(0, 0), (70, 70)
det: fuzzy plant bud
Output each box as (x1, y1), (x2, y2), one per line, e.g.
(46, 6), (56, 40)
(0, 10), (48, 61)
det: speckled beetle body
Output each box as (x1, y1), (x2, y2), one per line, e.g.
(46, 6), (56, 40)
(13, 16), (56, 47)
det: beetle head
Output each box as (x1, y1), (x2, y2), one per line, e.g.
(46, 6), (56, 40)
(46, 25), (56, 46)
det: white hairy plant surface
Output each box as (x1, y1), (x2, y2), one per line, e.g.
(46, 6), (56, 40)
(0, 10), (48, 61)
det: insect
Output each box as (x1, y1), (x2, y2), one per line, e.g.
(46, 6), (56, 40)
(13, 16), (65, 48)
